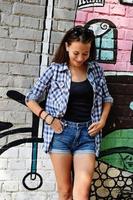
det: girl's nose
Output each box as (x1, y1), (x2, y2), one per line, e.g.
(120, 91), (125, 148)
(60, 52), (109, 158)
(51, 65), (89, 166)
(77, 55), (84, 62)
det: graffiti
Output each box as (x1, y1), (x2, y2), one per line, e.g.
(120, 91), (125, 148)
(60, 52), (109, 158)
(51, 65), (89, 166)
(103, 76), (133, 135)
(0, 0), (133, 198)
(0, 0), (55, 190)
(0, 121), (12, 132)
(78, 0), (105, 9)
(0, 90), (44, 190)
(90, 161), (133, 199)
(85, 19), (117, 63)
(119, 0), (133, 5)
(75, 0), (133, 199)
(89, 75), (133, 199)
(75, 0), (133, 70)
(131, 44), (133, 64)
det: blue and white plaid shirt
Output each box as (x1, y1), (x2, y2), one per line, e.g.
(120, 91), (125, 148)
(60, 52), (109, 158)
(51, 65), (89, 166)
(25, 61), (113, 157)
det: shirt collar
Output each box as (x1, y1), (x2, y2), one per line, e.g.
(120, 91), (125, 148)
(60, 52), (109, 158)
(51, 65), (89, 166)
(52, 62), (69, 72)
(87, 62), (94, 74)
(52, 62), (94, 73)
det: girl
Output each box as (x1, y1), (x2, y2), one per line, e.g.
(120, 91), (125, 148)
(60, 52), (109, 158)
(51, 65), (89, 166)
(25, 26), (113, 200)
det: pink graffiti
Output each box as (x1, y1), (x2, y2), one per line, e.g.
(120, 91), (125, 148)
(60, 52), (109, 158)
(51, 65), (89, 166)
(75, 0), (133, 72)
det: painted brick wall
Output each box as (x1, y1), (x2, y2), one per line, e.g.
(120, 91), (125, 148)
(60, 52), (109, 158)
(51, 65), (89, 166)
(74, 1), (133, 199)
(0, 0), (133, 200)
(0, 0), (48, 199)
(0, 0), (78, 200)
(75, 0), (133, 73)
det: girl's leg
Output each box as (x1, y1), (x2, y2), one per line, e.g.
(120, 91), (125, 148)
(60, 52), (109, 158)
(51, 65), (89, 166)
(73, 154), (96, 200)
(50, 153), (73, 200)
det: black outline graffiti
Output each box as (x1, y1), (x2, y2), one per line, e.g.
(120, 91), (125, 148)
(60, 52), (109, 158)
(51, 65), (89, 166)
(103, 75), (133, 135)
(0, 0), (56, 190)
(99, 147), (133, 172)
(119, 0), (133, 6)
(0, 121), (13, 132)
(117, 174), (133, 200)
(0, 90), (44, 190)
(98, 148), (133, 198)
(91, 75), (133, 199)
(0, 0), (133, 196)
(85, 19), (117, 64)
(131, 44), (133, 65)
(90, 161), (133, 199)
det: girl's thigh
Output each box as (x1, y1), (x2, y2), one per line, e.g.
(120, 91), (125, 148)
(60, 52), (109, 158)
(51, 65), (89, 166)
(50, 153), (73, 189)
(73, 154), (96, 188)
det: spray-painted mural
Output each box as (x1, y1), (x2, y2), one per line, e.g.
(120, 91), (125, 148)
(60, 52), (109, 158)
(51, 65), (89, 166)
(0, 91), (43, 190)
(0, 0), (54, 192)
(0, 0), (133, 199)
(76, 0), (133, 199)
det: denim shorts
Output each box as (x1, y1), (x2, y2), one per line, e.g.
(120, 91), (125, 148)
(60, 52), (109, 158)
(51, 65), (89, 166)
(49, 120), (96, 155)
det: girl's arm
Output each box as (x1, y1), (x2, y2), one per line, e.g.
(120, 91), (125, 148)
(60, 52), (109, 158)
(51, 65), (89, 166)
(26, 99), (63, 133)
(25, 100), (53, 124)
(88, 102), (112, 136)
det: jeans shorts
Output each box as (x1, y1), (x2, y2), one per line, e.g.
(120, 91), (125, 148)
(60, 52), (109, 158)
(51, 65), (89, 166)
(49, 120), (96, 155)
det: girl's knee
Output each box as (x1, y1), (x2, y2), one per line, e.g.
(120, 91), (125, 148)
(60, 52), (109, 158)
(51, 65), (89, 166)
(73, 184), (91, 200)
(58, 186), (72, 200)
(73, 191), (89, 200)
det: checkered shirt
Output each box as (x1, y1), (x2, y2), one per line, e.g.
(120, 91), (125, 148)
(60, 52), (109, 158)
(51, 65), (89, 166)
(25, 61), (113, 157)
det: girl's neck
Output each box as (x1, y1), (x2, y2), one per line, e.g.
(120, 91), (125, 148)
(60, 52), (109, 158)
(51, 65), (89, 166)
(69, 62), (87, 69)
(69, 64), (87, 82)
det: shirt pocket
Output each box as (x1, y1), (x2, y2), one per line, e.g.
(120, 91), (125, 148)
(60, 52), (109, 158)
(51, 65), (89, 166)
(51, 81), (65, 95)
(50, 81), (66, 107)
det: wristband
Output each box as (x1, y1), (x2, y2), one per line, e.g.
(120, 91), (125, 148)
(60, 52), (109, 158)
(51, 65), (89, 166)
(44, 114), (55, 125)
(43, 113), (49, 121)
(38, 109), (44, 118)
(47, 117), (55, 125)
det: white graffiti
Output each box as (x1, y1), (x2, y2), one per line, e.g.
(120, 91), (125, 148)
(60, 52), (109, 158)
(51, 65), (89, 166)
(78, 0), (105, 9)
(88, 22), (110, 36)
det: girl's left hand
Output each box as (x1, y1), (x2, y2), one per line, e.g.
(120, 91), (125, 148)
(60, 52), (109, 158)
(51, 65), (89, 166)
(88, 120), (105, 136)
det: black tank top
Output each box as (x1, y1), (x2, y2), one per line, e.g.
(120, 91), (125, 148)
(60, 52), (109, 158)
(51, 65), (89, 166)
(64, 79), (93, 122)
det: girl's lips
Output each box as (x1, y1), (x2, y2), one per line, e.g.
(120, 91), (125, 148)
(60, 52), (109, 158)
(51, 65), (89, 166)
(74, 61), (83, 65)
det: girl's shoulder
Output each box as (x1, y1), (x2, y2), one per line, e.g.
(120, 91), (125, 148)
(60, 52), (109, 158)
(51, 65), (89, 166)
(49, 62), (68, 72)
(42, 62), (62, 75)
(89, 61), (102, 69)
(88, 61), (104, 76)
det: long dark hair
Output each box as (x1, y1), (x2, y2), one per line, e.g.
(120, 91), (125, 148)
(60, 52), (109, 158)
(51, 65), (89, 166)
(52, 25), (96, 64)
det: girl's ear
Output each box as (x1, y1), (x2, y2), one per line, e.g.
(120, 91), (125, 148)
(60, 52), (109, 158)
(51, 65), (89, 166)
(65, 42), (69, 52)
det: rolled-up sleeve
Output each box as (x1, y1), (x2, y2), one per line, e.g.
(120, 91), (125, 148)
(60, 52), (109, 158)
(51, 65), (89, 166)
(25, 64), (54, 103)
(101, 68), (113, 104)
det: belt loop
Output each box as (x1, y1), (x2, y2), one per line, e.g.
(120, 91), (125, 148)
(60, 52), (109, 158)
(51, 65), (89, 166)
(64, 122), (68, 127)
(62, 121), (67, 127)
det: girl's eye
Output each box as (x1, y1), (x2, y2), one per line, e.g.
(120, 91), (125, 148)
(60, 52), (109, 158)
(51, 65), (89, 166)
(83, 52), (89, 56)
(73, 52), (79, 55)
(83, 54), (88, 56)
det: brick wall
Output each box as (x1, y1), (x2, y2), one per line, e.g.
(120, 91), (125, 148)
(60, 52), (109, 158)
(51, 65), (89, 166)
(0, 0), (78, 199)
(75, 1), (133, 199)
(0, 0), (45, 124)
(1, 0), (132, 200)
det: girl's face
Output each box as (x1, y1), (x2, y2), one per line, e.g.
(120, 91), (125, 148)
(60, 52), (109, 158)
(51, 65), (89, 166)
(66, 41), (91, 68)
